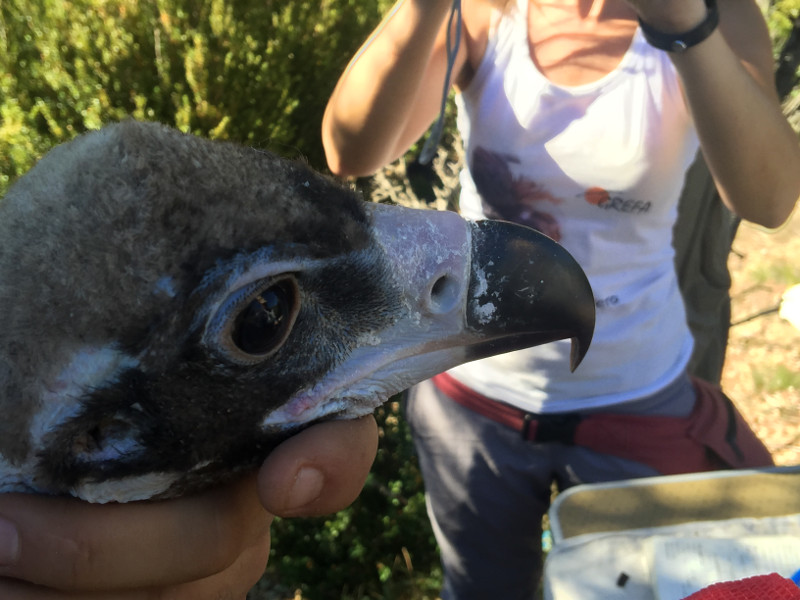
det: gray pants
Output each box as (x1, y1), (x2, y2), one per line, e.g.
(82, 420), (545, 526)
(405, 375), (696, 600)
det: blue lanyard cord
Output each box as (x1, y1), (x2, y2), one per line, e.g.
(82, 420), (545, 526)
(418, 0), (463, 164)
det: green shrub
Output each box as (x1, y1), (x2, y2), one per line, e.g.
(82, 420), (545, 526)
(768, 0), (800, 47)
(0, 0), (393, 195)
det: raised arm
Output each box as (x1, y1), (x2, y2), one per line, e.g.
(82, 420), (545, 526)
(633, 0), (800, 228)
(322, 0), (469, 177)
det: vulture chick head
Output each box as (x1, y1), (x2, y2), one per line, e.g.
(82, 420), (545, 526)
(0, 121), (594, 502)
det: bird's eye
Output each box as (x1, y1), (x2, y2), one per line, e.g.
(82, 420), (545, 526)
(208, 276), (300, 364)
(232, 281), (295, 355)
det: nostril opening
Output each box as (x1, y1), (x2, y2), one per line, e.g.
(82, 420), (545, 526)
(429, 274), (460, 314)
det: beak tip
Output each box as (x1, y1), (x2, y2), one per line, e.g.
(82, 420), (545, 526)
(568, 331), (594, 373)
(569, 344), (581, 372)
(568, 293), (596, 373)
(569, 346), (583, 373)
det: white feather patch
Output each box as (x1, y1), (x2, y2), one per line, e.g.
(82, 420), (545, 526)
(0, 456), (30, 493)
(71, 471), (179, 503)
(30, 345), (140, 447)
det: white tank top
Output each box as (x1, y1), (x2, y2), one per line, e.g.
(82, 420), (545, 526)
(448, 0), (700, 413)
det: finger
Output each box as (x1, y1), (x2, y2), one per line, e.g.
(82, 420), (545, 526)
(257, 415), (379, 517)
(0, 534), (270, 600)
(0, 474), (272, 592)
(168, 532), (270, 600)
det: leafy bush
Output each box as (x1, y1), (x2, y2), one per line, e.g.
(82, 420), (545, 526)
(0, 0), (393, 195)
(768, 0), (800, 49)
(767, 0), (800, 128)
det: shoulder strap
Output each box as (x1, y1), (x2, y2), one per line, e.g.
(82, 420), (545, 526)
(672, 151), (740, 384)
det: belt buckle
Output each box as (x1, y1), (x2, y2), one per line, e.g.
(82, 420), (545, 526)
(533, 413), (582, 445)
(521, 413), (535, 441)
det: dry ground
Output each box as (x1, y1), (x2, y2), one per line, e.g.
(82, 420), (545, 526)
(722, 207), (800, 466)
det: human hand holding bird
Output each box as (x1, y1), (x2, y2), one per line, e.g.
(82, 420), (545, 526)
(0, 416), (377, 599)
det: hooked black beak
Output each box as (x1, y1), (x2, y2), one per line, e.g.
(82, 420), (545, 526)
(466, 219), (595, 371)
(261, 204), (597, 435)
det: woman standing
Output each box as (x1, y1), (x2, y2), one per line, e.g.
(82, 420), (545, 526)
(323, 1), (800, 598)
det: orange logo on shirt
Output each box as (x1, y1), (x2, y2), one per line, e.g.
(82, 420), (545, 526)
(583, 187), (652, 214)
(584, 187), (610, 206)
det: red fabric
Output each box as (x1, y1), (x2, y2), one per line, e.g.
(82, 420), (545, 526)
(433, 372), (535, 434)
(573, 377), (774, 475)
(433, 373), (774, 475)
(687, 377), (774, 469)
(683, 574), (800, 600)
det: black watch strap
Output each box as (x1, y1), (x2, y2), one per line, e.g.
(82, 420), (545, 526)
(639, 0), (719, 54)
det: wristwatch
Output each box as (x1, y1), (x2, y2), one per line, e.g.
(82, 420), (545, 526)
(639, 0), (719, 54)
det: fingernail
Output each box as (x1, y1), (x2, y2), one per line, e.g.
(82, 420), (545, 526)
(287, 467), (324, 509)
(0, 518), (20, 566)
